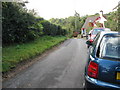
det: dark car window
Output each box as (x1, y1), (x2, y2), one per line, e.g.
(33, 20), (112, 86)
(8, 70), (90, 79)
(93, 32), (100, 46)
(98, 35), (120, 60)
(91, 33), (101, 55)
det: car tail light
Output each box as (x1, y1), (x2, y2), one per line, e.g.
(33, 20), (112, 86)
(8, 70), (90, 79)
(89, 39), (93, 43)
(87, 61), (98, 78)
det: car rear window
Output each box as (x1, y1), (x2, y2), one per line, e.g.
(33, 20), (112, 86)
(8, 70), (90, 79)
(92, 29), (104, 35)
(99, 35), (120, 60)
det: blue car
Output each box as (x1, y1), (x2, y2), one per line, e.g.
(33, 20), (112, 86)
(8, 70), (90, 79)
(85, 31), (120, 89)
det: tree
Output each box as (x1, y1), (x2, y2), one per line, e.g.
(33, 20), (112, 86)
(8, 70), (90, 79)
(2, 2), (43, 45)
(104, 11), (117, 31)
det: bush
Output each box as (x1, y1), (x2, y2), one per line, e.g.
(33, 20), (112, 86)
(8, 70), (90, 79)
(2, 2), (43, 45)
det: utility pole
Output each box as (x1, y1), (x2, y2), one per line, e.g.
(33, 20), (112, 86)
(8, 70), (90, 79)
(74, 11), (80, 32)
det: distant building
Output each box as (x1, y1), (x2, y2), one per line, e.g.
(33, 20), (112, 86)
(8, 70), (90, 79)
(81, 11), (107, 37)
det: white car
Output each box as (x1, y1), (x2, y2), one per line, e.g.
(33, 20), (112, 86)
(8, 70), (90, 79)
(104, 28), (111, 31)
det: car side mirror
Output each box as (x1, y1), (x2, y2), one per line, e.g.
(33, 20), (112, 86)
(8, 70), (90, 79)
(86, 40), (93, 46)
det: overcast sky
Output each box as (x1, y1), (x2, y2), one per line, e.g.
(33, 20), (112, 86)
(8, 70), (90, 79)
(25, 0), (119, 20)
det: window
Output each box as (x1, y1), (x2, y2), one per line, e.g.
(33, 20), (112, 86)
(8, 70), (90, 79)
(91, 33), (100, 55)
(92, 29), (104, 35)
(99, 35), (120, 60)
(93, 33), (100, 46)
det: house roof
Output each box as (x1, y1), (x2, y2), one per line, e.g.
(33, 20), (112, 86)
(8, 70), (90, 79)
(82, 15), (107, 29)
(82, 15), (99, 29)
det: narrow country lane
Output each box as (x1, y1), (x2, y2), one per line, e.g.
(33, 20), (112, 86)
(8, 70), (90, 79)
(3, 38), (88, 88)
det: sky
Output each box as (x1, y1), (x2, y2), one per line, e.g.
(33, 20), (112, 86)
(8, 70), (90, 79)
(25, 0), (119, 20)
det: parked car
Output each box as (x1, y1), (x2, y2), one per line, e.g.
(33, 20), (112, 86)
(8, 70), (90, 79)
(87, 30), (93, 40)
(104, 28), (111, 31)
(88, 28), (104, 42)
(85, 31), (120, 89)
(87, 28), (111, 48)
(73, 31), (79, 37)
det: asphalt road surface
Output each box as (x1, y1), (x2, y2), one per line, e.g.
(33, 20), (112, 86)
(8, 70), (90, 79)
(3, 38), (88, 88)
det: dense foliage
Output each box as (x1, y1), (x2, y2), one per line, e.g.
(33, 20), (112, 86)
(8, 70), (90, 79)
(49, 16), (87, 36)
(40, 20), (66, 36)
(2, 2), (66, 45)
(3, 2), (39, 44)
(105, 11), (118, 31)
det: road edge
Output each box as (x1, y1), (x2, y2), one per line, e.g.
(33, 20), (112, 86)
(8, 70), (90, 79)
(2, 39), (68, 82)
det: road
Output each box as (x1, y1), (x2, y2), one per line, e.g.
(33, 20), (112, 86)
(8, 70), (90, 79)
(3, 38), (88, 88)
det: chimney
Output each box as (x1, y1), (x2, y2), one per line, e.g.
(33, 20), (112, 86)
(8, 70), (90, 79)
(100, 10), (103, 16)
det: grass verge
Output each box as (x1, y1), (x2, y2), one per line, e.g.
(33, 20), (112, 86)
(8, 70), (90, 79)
(2, 36), (67, 73)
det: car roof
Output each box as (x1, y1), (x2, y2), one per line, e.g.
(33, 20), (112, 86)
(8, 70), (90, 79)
(93, 28), (104, 29)
(99, 31), (120, 36)
(93, 28), (111, 31)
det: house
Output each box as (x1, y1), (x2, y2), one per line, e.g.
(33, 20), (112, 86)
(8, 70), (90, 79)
(81, 11), (107, 37)
(81, 15), (99, 37)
